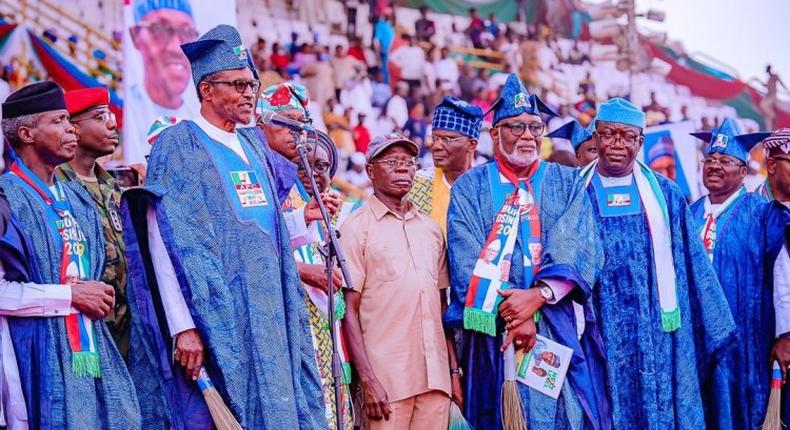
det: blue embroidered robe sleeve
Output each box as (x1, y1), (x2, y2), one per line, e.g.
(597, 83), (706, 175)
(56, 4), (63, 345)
(121, 122), (325, 430)
(0, 176), (141, 430)
(447, 162), (610, 430)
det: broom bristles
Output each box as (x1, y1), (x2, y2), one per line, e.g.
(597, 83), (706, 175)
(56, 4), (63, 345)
(501, 380), (527, 430)
(449, 401), (473, 430)
(762, 361), (786, 430)
(197, 367), (242, 430)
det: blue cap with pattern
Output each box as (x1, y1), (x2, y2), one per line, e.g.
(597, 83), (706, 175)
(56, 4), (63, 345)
(596, 98), (646, 130)
(546, 119), (593, 151)
(180, 24), (256, 87)
(134, 0), (192, 23)
(432, 96), (484, 139)
(690, 117), (770, 163)
(490, 73), (557, 125)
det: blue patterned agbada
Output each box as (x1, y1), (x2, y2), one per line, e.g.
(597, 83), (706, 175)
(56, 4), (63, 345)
(447, 161), (611, 430)
(586, 171), (736, 429)
(0, 174), (141, 430)
(121, 121), (326, 429)
(689, 193), (789, 429)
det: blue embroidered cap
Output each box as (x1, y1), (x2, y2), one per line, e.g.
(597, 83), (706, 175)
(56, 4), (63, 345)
(490, 73), (557, 125)
(690, 117), (770, 163)
(596, 98), (646, 130)
(180, 24), (257, 87)
(133, 0), (192, 23)
(546, 119), (593, 151)
(432, 96), (484, 139)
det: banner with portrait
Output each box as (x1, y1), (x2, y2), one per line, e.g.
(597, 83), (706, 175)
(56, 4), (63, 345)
(639, 120), (704, 201)
(122, 0), (236, 164)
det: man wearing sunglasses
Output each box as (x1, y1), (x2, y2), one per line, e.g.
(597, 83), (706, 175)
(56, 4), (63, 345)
(121, 25), (325, 428)
(55, 88), (130, 359)
(447, 73), (610, 429)
(408, 96), (482, 236)
(125, 0), (200, 164)
(579, 98), (737, 428)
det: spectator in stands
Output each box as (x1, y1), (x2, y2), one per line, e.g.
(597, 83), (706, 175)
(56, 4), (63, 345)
(370, 69), (392, 109)
(471, 87), (493, 123)
(126, 0), (199, 164)
(680, 105), (691, 122)
(331, 44), (365, 101)
(445, 22), (467, 48)
(343, 152), (372, 192)
(434, 47), (459, 93)
(390, 34), (426, 91)
(325, 102), (356, 156)
(761, 65), (787, 130)
(387, 81), (410, 129)
(251, 37), (268, 72)
(466, 8), (486, 49)
(43, 28), (57, 44)
(287, 31), (300, 59)
(458, 63), (477, 102)
(486, 13), (503, 39)
(415, 6), (436, 43)
(404, 102), (429, 154)
(371, 109), (397, 140)
(701, 116), (713, 132)
(269, 42), (290, 76)
(578, 71), (596, 97)
(293, 43), (318, 72)
(373, 7), (396, 83)
(567, 40), (590, 65)
(340, 71), (374, 118)
(643, 91), (670, 125)
(67, 34), (79, 57)
(354, 112), (372, 153)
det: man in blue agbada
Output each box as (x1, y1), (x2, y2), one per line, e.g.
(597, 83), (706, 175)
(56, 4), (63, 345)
(688, 118), (788, 429)
(579, 98), (736, 428)
(546, 119), (596, 167)
(447, 73), (611, 430)
(120, 25), (326, 429)
(0, 82), (140, 429)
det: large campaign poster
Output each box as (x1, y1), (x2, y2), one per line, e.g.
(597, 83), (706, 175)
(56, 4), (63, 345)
(639, 120), (704, 201)
(122, 0), (236, 164)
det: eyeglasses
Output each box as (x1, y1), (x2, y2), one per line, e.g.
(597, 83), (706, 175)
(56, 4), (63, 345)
(430, 135), (467, 146)
(498, 122), (546, 137)
(298, 160), (331, 175)
(71, 110), (116, 124)
(136, 22), (199, 44)
(595, 130), (641, 148)
(373, 157), (417, 169)
(207, 80), (261, 94)
(702, 157), (743, 168)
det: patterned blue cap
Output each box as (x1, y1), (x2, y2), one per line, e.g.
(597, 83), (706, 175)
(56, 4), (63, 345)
(490, 73), (557, 124)
(432, 96), (484, 139)
(133, 0), (192, 23)
(690, 117), (770, 163)
(546, 120), (593, 151)
(181, 24), (257, 87)
(596, 98), (645, 130)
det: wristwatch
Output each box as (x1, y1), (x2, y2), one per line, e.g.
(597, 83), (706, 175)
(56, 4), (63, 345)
(450, 367), (463, 378)
(539, 283), (554, 302)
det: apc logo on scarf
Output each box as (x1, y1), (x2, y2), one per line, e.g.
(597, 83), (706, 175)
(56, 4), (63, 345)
(514, 93), (530, 109)
(607, 193), (631, 207)
(712, 134), (728, 149)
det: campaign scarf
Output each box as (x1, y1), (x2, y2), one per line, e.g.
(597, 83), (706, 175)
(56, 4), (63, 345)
(756, 179), (774, 201)
(287, 182), (352, 384)
(463, 158), (543, 336)
(9, 160), (101, 377)
(581, 160), (680, 332)
(697, 187), (745, 260)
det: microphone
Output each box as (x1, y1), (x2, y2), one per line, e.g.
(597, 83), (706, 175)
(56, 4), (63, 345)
(259, 110), (314, 132)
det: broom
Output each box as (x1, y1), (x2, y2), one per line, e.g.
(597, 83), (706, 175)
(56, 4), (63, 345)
(196, 366), (243, 430)
(449, 401), (473, 430)
(501, 340), (527, 430)
(762, 361), (785, 430)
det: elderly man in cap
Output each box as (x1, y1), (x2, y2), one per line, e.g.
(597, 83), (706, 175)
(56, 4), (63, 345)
(546, 119), (596, 167)
(686, 119), (787, 429)
(447, 73), (610, 430)
(124, 0), (199, 164)
(408, 96), (482, 236)
(578, 98), (735, 428)
(762, 128), (790, 422)
(121, 25), (325, 429)
(340, 133), (460, 429)
(0, 82), (140, 428)
(54, 87), (130, 359)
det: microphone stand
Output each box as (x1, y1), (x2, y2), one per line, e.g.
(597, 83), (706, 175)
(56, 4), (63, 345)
(294, 131), (353, 429)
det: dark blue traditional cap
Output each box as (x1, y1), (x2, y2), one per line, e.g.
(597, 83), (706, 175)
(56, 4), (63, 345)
(547, 120), (593, 151)
(2, 81), (66, 119)
(134, 0), (192, 23)
(181, 24), (257, 87)
(596, 98), (645, 130)
(690, 117), (770, 163)
(432, 96), (484, 139)
(490, 73), (557, 124)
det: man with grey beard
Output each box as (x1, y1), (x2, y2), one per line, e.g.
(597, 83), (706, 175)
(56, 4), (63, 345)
(445, 73), (611, 429)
